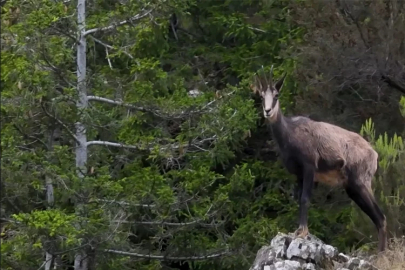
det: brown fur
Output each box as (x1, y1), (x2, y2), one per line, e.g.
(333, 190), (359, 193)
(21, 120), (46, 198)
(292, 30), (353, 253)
(289, 119), (379, 188)
(315, 171), (345, 186)
(251, 69), (386, 252)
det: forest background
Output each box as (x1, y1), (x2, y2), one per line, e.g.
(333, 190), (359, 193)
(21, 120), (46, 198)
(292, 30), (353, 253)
(1, 0), (404, 269)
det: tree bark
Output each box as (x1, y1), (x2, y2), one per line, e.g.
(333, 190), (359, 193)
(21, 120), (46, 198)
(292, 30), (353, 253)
(45, 126), (56, 270)
(74, 0), (89, 268)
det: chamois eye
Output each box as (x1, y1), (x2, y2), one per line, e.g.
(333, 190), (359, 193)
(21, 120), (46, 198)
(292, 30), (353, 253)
(274, 94), (279, 99)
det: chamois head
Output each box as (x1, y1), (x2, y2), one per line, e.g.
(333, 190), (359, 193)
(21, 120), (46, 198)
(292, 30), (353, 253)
(251, 66), (286, 120)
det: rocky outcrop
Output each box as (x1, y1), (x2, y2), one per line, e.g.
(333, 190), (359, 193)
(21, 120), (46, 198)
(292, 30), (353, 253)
(250, 232), (378, 270)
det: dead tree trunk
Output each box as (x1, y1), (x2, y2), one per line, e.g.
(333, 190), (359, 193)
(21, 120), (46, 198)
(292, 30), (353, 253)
(74, 0), (89, 268)
(44, 126), (58, 270)
(45, 164), (55, 269)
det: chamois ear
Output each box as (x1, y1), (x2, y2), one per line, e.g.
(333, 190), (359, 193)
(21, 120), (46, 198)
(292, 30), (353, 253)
(250, 84), (258, 94)
(274, 73), (286, 92)
(250, 75), (262, 94)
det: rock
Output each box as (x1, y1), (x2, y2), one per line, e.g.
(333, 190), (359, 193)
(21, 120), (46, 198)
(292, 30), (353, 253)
(272, 260), (303, 270)
(346, 257), (360, 270)
(250, 232), (380, 270)
(359, 259), (378, 270)
(187, 89), (202, 98)
(286, 237), (320, 262)
(273, 261), (284, 269)
(249, 246), (275, 270)
(303, 263), (316, 270)
(284, 260), (302, 270)
(337, 253), (350, 263)
(333, 261), (344, 269)
(368, 255), (377, 262)
(271, 233), (291, 259)
(323, 244), (338, 258)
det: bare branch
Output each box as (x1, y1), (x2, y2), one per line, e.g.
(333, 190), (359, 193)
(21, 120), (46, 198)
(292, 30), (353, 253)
(87, 96), (147, 111)
(84, 9), (153, 36)
(248, 26), (266, 33)
(49, 24), (77, 42)
(40, 102), (80, 145)
(170, 15), (178, 41)
(0, 217), (21, 224)
(88, 95), (187, 119)
(381, 74), (405, 95)
(114, 220), (198, 226)
(340, 1), (370, 50)
(92, 198), (200, 208)
(88, 90), (236, 119)
(105, 47), (113, 69)
(96, 192), (201, 210)
(12, 124), (49, 150)
(44, 252), (54, 270)
(112, 219), (223, 227)
(89, 36), (134, 59)
(40, 49), (76, 89)
(86, 140), (140, 149)
(92, 199), (156, 208)
(87, 137), (217, 152)
(103, 249), (229, 260)
(36, 260), (47, 270)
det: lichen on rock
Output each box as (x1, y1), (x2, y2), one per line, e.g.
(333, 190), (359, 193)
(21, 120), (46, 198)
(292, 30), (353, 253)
(250, 232), (379, 270)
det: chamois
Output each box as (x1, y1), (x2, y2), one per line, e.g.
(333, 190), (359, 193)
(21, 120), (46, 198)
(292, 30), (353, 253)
(251, 67), (387, 252)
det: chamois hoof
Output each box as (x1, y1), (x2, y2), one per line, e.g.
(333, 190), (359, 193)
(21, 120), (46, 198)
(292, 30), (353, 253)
(294, 226), (309, 238)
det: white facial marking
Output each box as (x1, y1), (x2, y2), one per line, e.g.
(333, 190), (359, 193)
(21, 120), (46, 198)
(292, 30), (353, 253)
(261, 87), (278, 119)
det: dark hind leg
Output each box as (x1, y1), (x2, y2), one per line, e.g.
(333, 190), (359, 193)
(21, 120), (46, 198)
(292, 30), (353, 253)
(294, 166), (314, 238)
(293, 175), (303, 202)
(345, 181), (387, 252)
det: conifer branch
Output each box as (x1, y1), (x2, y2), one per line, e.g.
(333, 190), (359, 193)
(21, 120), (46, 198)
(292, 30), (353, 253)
(89, 36), (135, 59)
(40, 102), (80, 145)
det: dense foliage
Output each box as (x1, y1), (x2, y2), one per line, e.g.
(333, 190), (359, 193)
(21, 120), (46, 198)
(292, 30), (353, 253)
(1, 0), (404, 269)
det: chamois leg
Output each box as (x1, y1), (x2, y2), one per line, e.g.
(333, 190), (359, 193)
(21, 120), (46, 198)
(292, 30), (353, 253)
(293, 175), (303, 202)
(345, 182), (387, 252)
(294, 167), (314, 238)
(294, 176), (318, 202)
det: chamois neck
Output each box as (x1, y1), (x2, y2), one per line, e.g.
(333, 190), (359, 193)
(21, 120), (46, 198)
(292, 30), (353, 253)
(267, 107), (289, 147)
